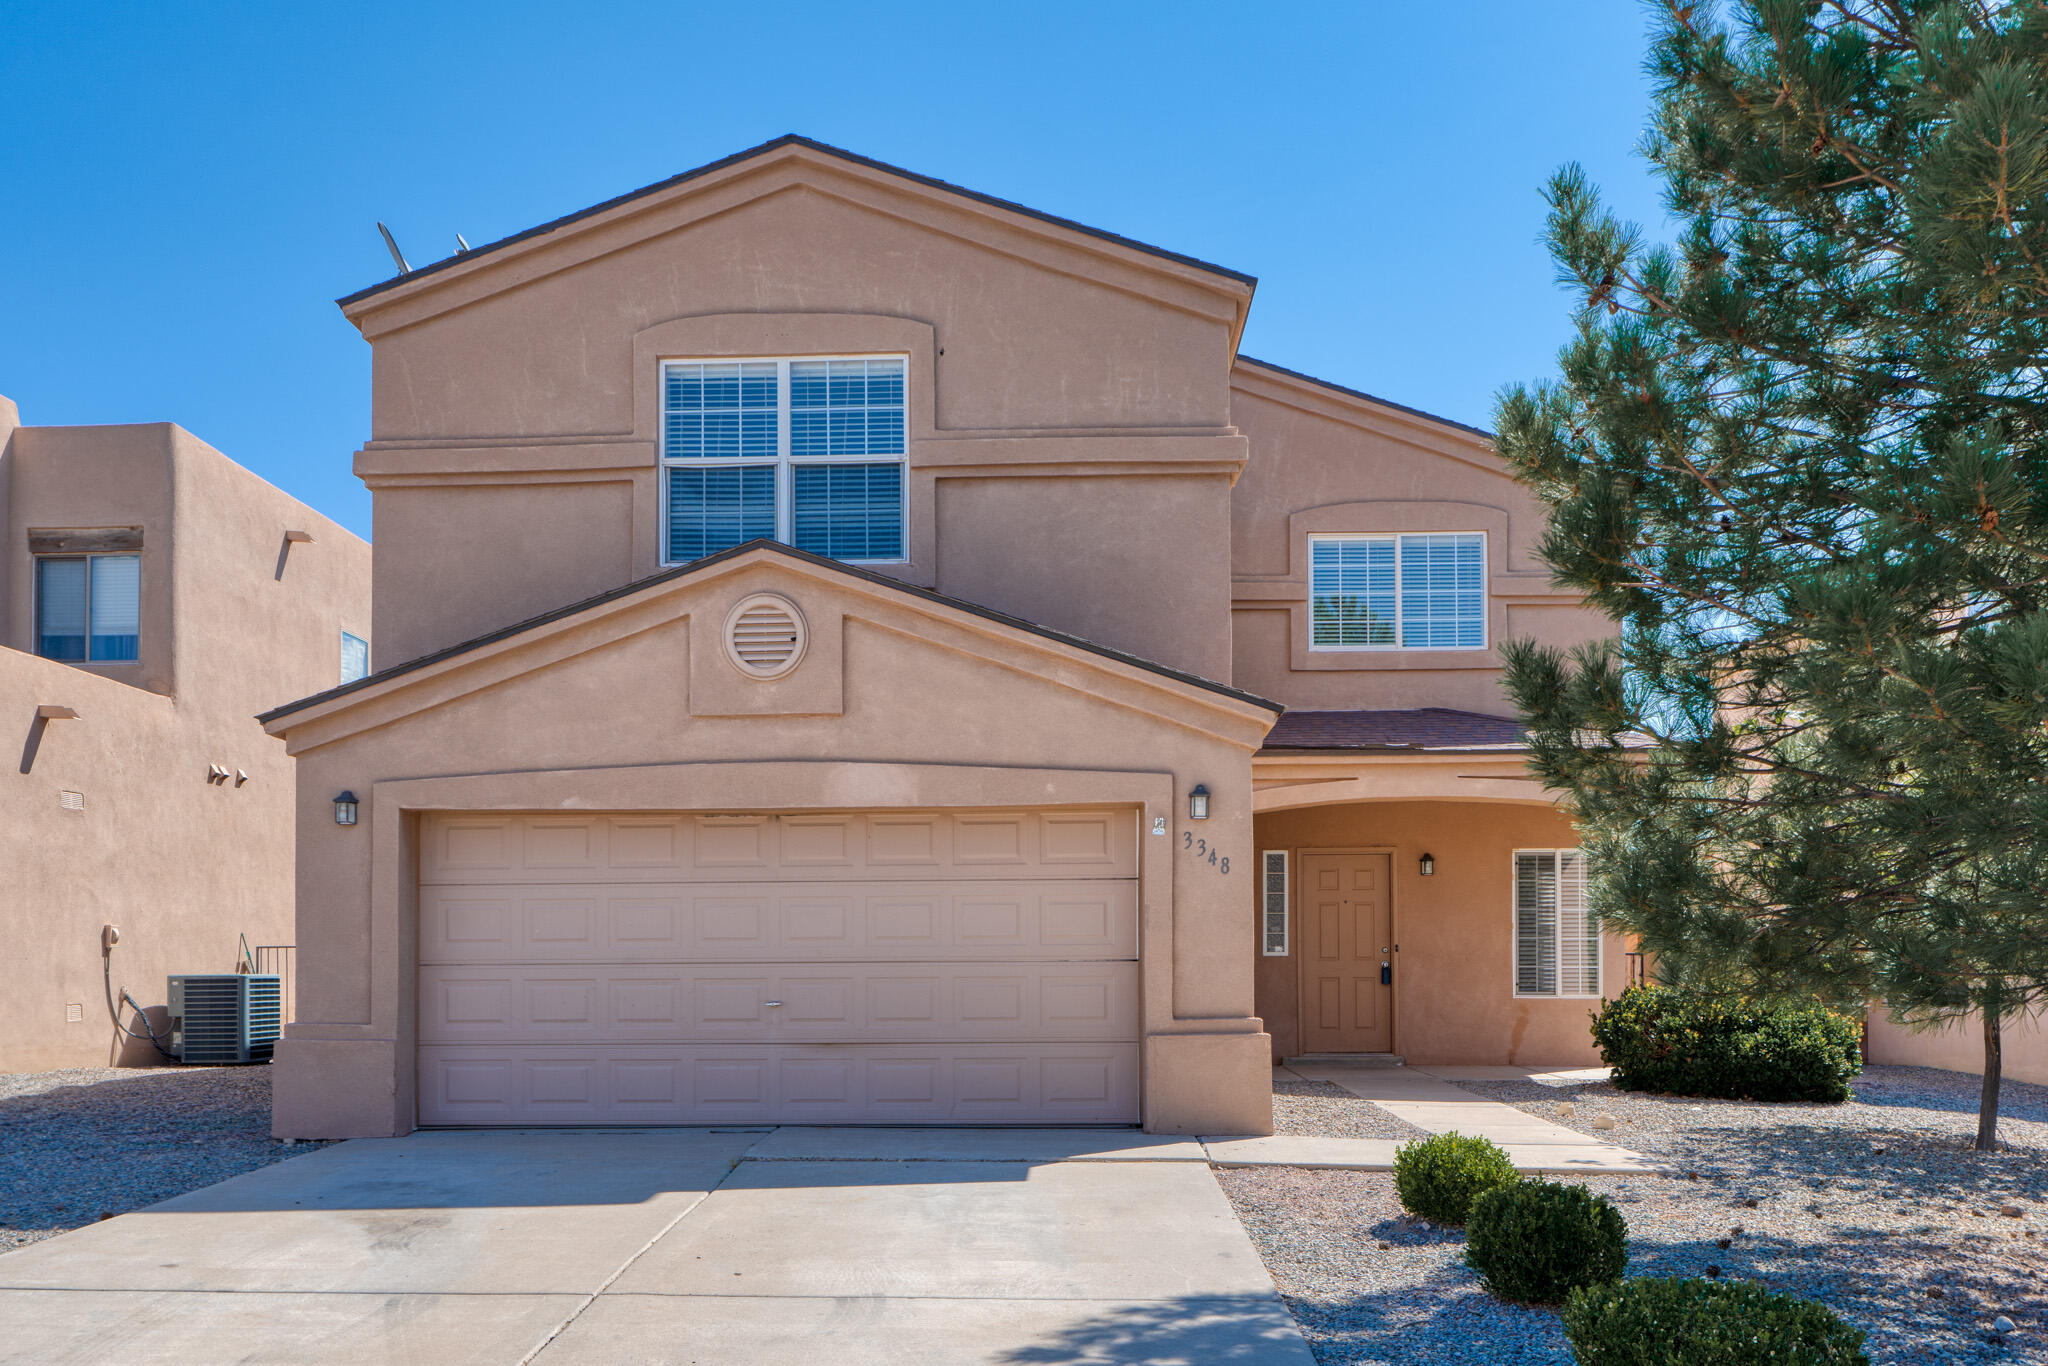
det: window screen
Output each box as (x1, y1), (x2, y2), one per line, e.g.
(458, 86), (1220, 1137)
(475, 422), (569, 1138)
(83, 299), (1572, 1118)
(340, 631), (370, 684)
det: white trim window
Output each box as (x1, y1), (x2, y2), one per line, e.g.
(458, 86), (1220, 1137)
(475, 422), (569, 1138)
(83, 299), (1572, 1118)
(340, 631), (371, 684)
(1514, 850), (1599, 997)
(1260, 850), (1289, 955)
(660, 355), (907, 564)
(35, 553), (140, 662)
(1309, 532), (1486, 649)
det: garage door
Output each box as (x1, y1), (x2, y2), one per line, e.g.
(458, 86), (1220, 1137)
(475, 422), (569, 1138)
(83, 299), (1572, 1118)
(415, 809), (1140, 1126)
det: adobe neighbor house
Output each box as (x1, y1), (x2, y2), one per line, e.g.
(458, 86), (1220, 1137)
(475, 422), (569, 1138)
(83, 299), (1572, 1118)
(254, 135), (1625, 1140)
(0, 401), (370, 1071)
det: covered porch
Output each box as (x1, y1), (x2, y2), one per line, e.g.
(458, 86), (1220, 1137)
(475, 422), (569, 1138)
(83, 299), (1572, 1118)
(1251, 709), (1636, 1067)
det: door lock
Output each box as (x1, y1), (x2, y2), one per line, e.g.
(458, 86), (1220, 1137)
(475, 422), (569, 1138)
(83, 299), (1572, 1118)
(1380, 962), (1392, 986)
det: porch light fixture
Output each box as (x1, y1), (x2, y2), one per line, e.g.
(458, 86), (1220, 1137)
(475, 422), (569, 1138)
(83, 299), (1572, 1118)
(1188, 785), (1210, 821)
(333, 791), (359, 826)
(1419, 852), (1436, 877)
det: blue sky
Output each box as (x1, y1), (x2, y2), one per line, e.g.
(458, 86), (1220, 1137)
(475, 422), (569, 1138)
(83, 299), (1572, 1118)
(1, 3), (1667, 539)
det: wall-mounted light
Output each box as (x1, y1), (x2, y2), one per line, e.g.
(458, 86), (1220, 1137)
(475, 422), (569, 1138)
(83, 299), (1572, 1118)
(1188, 785), (1210, 821)
(1419, 852), (1436, 877)
(333, 791), (359, 826)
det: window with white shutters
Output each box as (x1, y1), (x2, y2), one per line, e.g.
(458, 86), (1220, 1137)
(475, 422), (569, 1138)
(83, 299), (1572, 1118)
(1261, 850), (1289, 955)
(1514, 850), (1599, 996)
(661, 355), (907, 564)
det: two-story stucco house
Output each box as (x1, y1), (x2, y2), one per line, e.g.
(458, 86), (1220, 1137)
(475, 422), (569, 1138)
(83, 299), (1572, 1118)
(1, 399), (371, 1070)
(259, 137), (1624, 1139)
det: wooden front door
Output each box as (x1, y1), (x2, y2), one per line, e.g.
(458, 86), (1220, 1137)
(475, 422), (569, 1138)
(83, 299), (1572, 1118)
(1298, 852), (1393, 1053)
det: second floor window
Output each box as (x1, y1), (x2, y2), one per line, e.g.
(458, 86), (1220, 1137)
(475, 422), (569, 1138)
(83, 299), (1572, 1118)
(1309, 532), (1485, 650)
(340, 631), (371, 684)
(36, 553), (140, 662)
(661, 355), (907, 564)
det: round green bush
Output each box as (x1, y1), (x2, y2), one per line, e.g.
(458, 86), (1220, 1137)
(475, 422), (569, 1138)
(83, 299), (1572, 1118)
(1591, 985), (1861, 1103)
(1465, 1179), (1627, 1303)
(1562, 1277), (1870, 1366)
(1391, 1131), (1518, 1226)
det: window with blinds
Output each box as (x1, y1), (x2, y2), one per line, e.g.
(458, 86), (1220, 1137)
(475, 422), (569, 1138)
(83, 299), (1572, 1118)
(660, 355), (907, 564)
(1261, 850), (1289, 956)
(1514, 850), (1599, 996)
(1309, 532), (1485, 650)
(36, 553), (140, 662)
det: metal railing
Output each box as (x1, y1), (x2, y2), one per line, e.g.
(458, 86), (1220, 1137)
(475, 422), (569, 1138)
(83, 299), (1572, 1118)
(253, 944), (296, 1024)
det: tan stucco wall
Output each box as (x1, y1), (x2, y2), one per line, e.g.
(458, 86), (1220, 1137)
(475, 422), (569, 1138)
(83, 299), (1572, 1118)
(1227, 362), (1611, 714)
(267, 552), (1274, 1138)
(1252, 799), (1627, 1066)
(345, 148), (1251, 679)
(1866, 1006), (2048, 1088)
(1, 415), (371, 1071)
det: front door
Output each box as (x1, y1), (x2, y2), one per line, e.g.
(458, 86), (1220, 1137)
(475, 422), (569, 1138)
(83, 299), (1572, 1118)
(1298, 851), (1393, 1053)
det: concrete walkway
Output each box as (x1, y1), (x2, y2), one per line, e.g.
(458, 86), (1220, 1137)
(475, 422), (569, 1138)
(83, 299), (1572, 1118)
(0, 1127), (1314, 1366)
(1204, 1064), (1661, 1174)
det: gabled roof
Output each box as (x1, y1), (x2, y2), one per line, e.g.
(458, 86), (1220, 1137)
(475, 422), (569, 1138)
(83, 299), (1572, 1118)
(338, 134), (1256, 309)
(258, 539), (1281, 726)
(1233, 355), (1495, 442)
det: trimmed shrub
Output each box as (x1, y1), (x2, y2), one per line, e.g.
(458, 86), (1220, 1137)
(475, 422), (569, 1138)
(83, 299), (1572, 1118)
(1391, 1131), (1518, 1226)
(1562, 1277), (1870, 1366)
(1591, 985), (1860, 1102)
(1465, 1179), (1627, 1303)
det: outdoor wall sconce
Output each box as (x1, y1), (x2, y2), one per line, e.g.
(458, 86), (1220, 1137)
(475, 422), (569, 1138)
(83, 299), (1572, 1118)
(333, 791), (359, 826)
(1188, 785), (1210, 821)
(1419, 852), (1436, 877)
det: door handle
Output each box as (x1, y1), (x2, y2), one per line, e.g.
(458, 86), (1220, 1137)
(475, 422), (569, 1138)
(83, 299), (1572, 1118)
(1381, 963), (1392, 985)
(765, 1000), (783, 1008)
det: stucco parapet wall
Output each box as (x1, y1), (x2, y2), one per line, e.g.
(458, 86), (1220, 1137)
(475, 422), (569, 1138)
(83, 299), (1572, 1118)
(1251, 751), (1560, 811)
(259, 543), (1280, 752)
(352, 432), (1253, 485)
(337, 138), (1254, 344)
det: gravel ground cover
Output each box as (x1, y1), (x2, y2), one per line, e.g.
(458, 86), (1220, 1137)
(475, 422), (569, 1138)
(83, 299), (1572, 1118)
(0, 1065), (324, 1252)
(1274, 1071), (1431, 1141)
(1222, 1065), (2046, 1364)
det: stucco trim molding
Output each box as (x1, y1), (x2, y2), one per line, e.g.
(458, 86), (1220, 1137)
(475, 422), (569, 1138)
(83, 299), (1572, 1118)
(1251, 751), (1560, 811)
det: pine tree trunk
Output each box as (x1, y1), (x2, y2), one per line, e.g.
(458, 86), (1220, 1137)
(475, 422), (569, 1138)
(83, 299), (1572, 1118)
(1976, 1009), (2002, 1152)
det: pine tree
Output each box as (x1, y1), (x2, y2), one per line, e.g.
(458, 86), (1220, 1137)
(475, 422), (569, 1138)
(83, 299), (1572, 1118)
(1495, 0), (2048, 1149)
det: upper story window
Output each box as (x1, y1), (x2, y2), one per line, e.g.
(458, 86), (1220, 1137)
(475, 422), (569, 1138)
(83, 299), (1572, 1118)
(340, 631), (371, 684)
(1514, 849), (1600, 997)
(661, 355), (907, 565)
(1309, 532), (1485, 650)
(36, 553), (140, 662)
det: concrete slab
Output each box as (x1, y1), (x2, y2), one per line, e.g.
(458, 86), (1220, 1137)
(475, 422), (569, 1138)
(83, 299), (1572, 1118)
(1201, 1135), (1663, 1175)
(741, 1126), (1207, 1163)
(0, 1288), (582, 1366)
(610, 1159), (1273, 1300)
(536, 1292), (1318, 1365)
(1414, 1065), (1610, 1084)
(0, 1131), (743, 1294)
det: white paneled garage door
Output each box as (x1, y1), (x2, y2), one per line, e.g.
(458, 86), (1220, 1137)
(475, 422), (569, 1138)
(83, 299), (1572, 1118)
(415, 809), (1140, 1126)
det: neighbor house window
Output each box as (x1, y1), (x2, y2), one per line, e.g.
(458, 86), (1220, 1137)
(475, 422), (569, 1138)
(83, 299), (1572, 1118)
(1514, 850), (1600, 997)
(1309, 532), (1485, 649)
(661, 355), (906, 564)
(340, 631), (370, 684)
(36, 554), (140, 662)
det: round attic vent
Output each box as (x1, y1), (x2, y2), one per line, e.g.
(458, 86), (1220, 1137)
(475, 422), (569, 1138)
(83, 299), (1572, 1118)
(723, 594), (808, 679)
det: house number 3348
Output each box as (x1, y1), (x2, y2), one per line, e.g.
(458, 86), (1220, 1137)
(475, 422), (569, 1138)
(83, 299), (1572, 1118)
(1183, 831), (1229, 874)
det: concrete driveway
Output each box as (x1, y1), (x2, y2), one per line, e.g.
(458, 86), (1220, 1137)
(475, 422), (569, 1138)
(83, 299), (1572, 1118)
(0, 1128), (1313, 1365)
